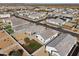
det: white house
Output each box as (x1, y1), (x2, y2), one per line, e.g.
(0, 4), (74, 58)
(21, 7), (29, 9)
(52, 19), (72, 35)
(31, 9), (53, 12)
(2, 18), (13, 26)
(46, 18), (66, 26)
(36, 28), (59, 44)
(0, 14), (10, 18)
(28, 12), (47, 20)
(46, 33), (77, 56)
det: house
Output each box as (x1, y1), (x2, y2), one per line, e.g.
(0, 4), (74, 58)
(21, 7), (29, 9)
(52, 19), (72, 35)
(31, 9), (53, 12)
(46, 33), (77, 56)
(0, 20), (4, 29)
(76, 24), (79, 29)
(45, 8), (56, 12)
(63, 22), (75, 29)
(62, 14), (73, 19)
(0, 18), (13, 29)
(46, 18), (65, 26)
(46, 14), (73, 26)
(54, 8), (64, 13)
(0, 14), (10, 18)
(3, 18), (13, 26)
(28, 12), (46, 20)
(36, 28), (59, 44)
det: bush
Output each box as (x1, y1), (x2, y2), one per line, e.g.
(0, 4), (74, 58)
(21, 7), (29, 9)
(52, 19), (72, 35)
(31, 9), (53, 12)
(5, 25), (12, 29)
(5, 28), (14, 34)
(4, 25), (14, 34)
(9, 49), (23, 56)
(24, 37), (30, 43)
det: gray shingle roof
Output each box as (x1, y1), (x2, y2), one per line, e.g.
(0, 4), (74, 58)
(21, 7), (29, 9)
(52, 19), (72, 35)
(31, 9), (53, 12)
(76, 24), (79, 29)
(47, 33), (77, 56)
(46, 18), (64, 24)
(47, 33), (67, 47)
(37, 28), (59, 40)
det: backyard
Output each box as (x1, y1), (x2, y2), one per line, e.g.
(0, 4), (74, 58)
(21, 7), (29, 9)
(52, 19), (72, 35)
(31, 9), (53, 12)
(22, 37), (42, 54)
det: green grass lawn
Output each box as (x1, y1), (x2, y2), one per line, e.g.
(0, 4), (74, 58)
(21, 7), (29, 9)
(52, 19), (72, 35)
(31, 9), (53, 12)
(23, 38), (42, 54)
(5, 28), (14, 34)
(4, 25), (14, 34)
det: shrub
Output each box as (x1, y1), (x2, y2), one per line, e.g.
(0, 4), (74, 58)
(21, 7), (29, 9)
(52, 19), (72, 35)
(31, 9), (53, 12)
(5, 25), (12, 29)
(24, 37), (30, 43)
(9, 49), (23, 56)
(5, 28), (14, 34)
